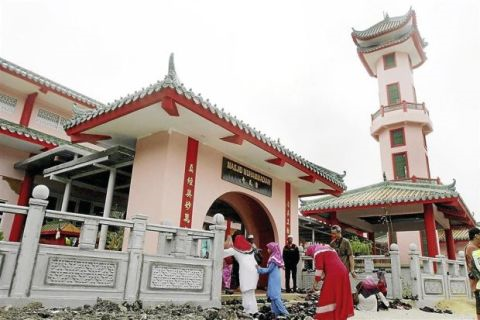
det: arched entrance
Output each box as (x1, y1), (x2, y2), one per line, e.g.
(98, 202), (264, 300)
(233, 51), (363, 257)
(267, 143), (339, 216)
(205, 192), (276, 289)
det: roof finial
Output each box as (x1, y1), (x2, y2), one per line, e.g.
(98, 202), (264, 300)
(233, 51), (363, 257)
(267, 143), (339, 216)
(446, 178), (456, 191)
(383, 11), (389, 19)
(339, 171), (347, 178)
(383, 172), (387, 181)
(168, 53), (176, 78)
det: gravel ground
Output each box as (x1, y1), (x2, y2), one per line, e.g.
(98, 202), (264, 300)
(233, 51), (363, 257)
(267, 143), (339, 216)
(0, 295), (474, 320)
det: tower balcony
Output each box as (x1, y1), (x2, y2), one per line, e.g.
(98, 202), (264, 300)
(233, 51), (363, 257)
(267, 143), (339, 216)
(370, 101), (433, 139)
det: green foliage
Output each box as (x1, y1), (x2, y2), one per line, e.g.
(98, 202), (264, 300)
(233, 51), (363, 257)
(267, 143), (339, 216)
(349, 236), (372, 255)
(106, 230), (124, 251)
(0, 231), (3, 241)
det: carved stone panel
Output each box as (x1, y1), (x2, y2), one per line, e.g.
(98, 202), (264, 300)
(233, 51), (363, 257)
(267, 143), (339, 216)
(423, 279), (443, 295)
(150, 264), (204, 290)
(46, 257), (117, 287)
(450, 280), (467, 295)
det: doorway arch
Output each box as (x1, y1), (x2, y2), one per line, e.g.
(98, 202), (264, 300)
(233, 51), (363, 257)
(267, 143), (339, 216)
(206, 191), (277, 288)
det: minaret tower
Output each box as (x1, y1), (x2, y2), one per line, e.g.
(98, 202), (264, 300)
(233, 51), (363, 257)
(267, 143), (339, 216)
(352, 9), (432, 180)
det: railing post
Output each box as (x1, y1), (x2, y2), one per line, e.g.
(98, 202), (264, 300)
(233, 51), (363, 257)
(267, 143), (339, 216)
(436, 254), (449, 299)
(457, 251), (472, 299)
(402, 100), (407, 112)
(172, 228), (190, 257)
(156, 220), (173, 255)
(389, 243), (402, 299)
(209, 214), (226, 307)
(124, 215), (147, 302)
(79, 219), (99, 250)
(408, 243), (422, 300)
(10, 185), (49, 298)
(296, 246), (305, 289)
(381, 105), (385, 117)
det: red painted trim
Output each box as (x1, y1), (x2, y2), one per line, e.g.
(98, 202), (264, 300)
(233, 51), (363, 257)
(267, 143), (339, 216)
(0, 127), (57, 149)
(356, 33), (426, 76)
(66, 87), (344, 193)
(0, 65), (95, 109)
(392, 151), (409, 180)
(220, 134), (244, 145)
(20, 92), (38, 127)
(329, 212), (340, 226)
(319, 189), (342, 197)
(424, 203), (439, 258)
(66, 90), (168, 135)
(301, 196), (460, 215)
(444, 229), (456, 260)
(265, 157), (285, 167)
(352, 11), (413, 41)
(299, 175), (315, 183)
(164, 89), (344, 192)
(9, 172), (34, 241)
(389, 127), (406, 148)
(386, 82), (401, 105)
(285, 182), (291, 242)
(383, 53), (396, 70)
(70, 133), (111, 144)
(226, 219), (232, 237)
(161, 96), (179, 116)
(179, 137), (199, 228)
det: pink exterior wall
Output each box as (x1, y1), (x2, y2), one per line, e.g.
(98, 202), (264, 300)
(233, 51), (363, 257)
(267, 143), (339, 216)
(126, 130), (299, 254)
(28, 101), (72, 141)
(0, 86), (25, 124)
(376, 52), (416, 106)
(440, 240), (467, 258)
(377, 124), (430, 179)
(0, 145), (29, 239)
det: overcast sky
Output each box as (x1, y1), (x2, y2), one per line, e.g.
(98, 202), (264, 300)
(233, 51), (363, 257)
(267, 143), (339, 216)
(1, 0), (479, 216)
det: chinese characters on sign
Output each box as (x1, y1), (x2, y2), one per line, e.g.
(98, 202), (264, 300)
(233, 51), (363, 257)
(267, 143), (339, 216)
(221, 158), (273, 197)
(285, 182), (291, 241)
(180, 138), (199, 228)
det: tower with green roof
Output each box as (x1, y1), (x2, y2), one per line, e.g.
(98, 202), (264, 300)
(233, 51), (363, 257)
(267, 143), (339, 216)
(352, 8), (432, 181)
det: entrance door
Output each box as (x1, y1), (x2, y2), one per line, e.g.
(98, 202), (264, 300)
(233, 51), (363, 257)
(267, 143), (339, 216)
(205, 192), (276, 289)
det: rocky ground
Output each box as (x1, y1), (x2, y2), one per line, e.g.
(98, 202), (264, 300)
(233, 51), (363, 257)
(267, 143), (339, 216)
(0, 294), (473, 320)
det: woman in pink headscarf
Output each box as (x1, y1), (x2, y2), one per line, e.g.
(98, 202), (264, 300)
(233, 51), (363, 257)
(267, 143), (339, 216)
(306, 244), (354, 320)
(256, 242), (289, 317)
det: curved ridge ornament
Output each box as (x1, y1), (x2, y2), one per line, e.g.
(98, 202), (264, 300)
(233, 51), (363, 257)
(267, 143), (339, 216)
(446, 178), (456, 191)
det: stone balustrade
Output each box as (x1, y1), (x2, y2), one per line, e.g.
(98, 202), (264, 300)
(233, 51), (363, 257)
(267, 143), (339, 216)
(297, 242), (470, 305)
(0, 185), (226, 307)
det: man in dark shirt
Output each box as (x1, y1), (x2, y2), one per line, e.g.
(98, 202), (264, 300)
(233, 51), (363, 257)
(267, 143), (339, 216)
(329, 225), (356, 278)
(283, 235), (300, 293)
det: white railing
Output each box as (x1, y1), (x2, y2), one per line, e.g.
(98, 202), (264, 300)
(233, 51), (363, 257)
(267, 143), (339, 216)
(297, 243), (470, 305)
(0, 185), (226, 307)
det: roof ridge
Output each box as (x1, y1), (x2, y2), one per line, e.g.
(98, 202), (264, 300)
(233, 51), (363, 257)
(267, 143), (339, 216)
(0, 56), (105, 108)
(64, 54), (347, 189)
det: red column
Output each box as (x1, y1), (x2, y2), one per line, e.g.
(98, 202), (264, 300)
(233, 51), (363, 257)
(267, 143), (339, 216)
(445, 228), (456, 260)
(368, 232), (376, 254)
(424, 203), (439, 257)
(9, 172), (34, 241)
(330, 212), (340, 226)
(179, 138), (199, 228)
(19, 92), (38, 127)
(285, 182), (291, 243)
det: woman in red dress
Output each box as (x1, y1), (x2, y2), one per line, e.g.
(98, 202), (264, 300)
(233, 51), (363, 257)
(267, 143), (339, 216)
(306, 244), (354, 320)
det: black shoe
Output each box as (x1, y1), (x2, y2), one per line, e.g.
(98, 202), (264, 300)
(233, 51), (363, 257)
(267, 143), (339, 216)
(286, 289), (291, 293)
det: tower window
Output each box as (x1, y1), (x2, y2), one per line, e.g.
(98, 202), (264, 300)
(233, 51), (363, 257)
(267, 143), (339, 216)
(387, 83), (401, 105)
(390, 128), (405, 147)
(383, 53), (396, 69)
(393, 152), (408, 179)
